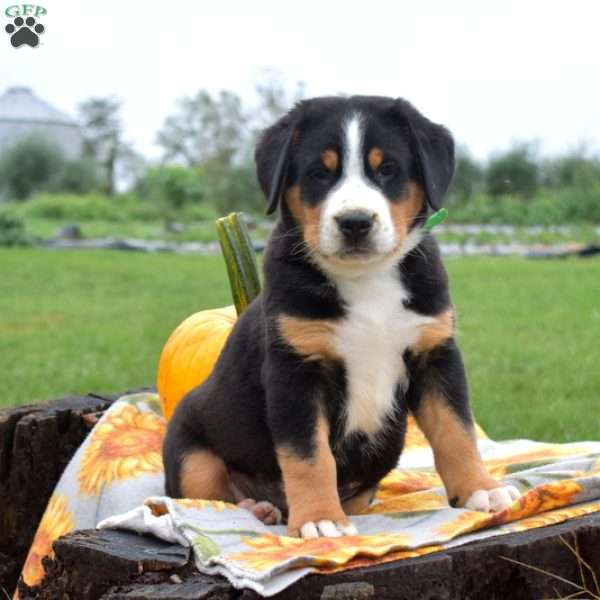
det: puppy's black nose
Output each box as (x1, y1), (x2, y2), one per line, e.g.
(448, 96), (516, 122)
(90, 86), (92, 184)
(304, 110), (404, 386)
(335, 211), (374, 242)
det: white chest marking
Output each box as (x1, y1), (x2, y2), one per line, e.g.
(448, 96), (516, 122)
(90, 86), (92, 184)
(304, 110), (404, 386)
(333, 270), (433, 438)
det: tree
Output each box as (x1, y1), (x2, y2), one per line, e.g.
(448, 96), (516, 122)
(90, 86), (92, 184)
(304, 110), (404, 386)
(542, 147), (600, 189)
(0, 134), (65, 200)
(486, 144), (539, 198)
(154, 76), (304, 215)
(450, 147), (484, 202)
(157, 91), (248, 167)
(79, 97), (131, 195)
(53, 157), (100, 194)
(252, 69), (304, 133)
(137, 165), (205, 210)
(203, 164), (264, 214)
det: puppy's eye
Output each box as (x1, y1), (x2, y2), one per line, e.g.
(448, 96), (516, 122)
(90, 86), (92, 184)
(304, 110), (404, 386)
(379, 162), (399, 178)
(307, 164), (331, 181)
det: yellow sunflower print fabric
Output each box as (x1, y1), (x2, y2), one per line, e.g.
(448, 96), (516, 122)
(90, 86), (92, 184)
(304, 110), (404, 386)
(18, 393), (600, 598)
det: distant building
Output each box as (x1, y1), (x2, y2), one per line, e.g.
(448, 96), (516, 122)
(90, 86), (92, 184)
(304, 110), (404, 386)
(0, 86), (83, 160)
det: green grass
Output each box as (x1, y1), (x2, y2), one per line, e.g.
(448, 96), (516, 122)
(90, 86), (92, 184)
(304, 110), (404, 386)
(0, 249), (231, 406)
(449, 257), (600, 441)
(1, 249), (599, 443)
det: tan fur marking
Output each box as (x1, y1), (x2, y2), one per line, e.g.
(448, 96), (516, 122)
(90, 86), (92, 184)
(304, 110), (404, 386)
(321, 149), (339, 172)
(343, 488), (376, 515)
(389, 182), (425, 241)
(413, 308), (454, 354)
(180, 450), (234, 502)
(368, 147), (384, 170)
(286, 185), (323, 251)
(278, 314), (340, 362)
(415, 393), (500, 506)
(286, 184), (305, 224)
(277, 417), (349, 536)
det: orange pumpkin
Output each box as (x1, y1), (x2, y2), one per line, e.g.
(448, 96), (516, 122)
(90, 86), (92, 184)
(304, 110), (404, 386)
(157, 213), (259, 420)
(157, 305), (237, 420)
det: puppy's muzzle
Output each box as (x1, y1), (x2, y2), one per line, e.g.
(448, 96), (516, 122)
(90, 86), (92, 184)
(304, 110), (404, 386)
(335, 210), (375, 245)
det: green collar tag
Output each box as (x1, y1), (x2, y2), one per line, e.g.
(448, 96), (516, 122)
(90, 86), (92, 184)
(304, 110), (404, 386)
(424, 208), (448, 231)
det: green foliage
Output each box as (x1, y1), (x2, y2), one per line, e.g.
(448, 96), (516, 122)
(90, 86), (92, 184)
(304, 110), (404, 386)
(52, 157), (101, 194)
(5, 192), (184, 223)
(486, 144), (540, 198)
(183, 202), (219, 222)
(202, 165), (264, 214)
(137, 165), (205, 210)
(0, 212), (30, 246)
(0, 134), (65, 200)
(2, 193), (226, 242)
(136, 164), (264, 216)
(13, 193), (124, 221)
(449, 148), (484, 202)
(449, 144), (600, 224)
(0, 135), (101, 201)
(452, 185), (600, 225)
(542, 151), (600, 189)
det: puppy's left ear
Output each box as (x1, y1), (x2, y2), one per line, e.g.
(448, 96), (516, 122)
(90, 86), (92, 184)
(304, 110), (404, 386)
(394, 99), (455, 211)
(255, 105), (302, 215)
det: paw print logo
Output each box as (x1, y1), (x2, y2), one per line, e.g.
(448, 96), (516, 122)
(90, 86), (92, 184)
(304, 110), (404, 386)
(5, 16), (45, 48)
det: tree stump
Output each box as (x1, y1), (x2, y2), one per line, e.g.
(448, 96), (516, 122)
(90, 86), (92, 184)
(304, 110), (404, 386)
(0, 393), (118, 595)
(3, 392), (600, 599)
(17, 515), (600, 600)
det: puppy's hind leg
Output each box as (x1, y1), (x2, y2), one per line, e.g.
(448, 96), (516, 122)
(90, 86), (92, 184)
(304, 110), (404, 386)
(179, 449), (233, 501)
(177, 450), (283, 524)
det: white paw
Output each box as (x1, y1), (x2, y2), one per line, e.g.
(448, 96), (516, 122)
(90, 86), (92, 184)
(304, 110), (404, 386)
(299, 519), (358, 539)
(465, 485), (521, 512)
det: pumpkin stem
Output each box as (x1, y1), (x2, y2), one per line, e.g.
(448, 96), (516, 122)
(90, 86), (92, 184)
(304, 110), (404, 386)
(215, 213), (261, 316)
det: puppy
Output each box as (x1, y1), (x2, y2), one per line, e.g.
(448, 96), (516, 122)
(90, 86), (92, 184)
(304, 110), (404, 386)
(163, 95), (519, 538)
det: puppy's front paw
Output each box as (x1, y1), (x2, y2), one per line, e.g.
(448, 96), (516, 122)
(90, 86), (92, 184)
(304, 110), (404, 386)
(287, 505), (357, 538)
(464, 485), (520, 512)
(299, 519), (358, 539)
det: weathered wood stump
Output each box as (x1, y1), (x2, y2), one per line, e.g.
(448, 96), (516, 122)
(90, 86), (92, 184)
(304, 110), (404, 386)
(0, 393), (118, 595)
(18, 516), (600, 599)
(3, 393), (600, 599)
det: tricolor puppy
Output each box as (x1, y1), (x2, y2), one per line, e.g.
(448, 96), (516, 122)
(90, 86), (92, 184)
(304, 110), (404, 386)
(163, 95), (520, 538)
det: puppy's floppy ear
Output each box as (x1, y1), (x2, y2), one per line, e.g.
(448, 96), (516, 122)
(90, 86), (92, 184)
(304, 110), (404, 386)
(255, 106), (302, 215)
(394, 99), (455, 211)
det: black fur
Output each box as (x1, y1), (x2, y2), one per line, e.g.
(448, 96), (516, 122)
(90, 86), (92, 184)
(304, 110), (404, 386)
(163, 95), (467, 515)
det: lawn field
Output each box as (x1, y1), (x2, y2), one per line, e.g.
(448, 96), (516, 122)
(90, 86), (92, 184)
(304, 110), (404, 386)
(1, 248), (599, 443)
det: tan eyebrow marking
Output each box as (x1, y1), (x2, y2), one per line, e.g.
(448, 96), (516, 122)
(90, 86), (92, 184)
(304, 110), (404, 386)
(368, 147), (384, 170)
(321, 149), (339, 171)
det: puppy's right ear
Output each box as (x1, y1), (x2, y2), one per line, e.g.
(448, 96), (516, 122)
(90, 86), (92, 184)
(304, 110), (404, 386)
(255, 107), (301, 215)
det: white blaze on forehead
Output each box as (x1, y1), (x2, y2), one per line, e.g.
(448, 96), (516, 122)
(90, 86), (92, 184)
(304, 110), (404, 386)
(318, 114), (397, 262)
(343, 114), (364, 180)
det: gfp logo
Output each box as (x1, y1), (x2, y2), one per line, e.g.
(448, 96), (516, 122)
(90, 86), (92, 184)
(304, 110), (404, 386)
(4, 4), (46, 47)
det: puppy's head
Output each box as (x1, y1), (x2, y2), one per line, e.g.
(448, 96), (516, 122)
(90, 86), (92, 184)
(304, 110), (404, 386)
(255, 96), (454, 275)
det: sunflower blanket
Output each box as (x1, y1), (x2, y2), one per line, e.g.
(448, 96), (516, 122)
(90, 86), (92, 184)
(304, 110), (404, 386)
(20, 392), (600, 596)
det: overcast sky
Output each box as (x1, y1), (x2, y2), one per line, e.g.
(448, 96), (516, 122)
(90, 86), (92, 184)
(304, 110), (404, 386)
(2, 0), (599, 162)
